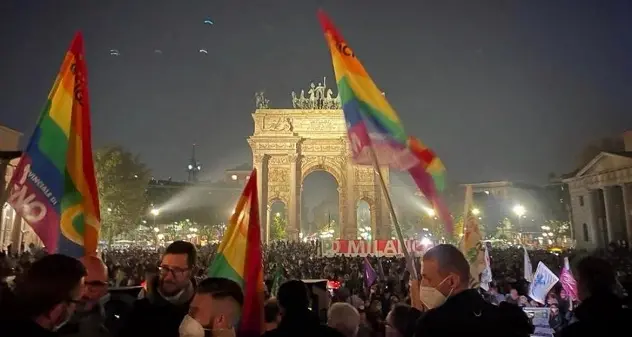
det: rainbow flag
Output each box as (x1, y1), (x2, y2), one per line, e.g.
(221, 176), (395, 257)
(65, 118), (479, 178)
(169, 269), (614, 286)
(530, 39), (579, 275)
(208, 168), (263, 337)
(6, 32), (100, 258)
(318, 11), (452, 232)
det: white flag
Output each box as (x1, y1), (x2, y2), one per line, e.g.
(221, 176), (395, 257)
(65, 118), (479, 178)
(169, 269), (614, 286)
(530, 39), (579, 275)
(523, 247), (534, 283)
(528, 262), (559, 304)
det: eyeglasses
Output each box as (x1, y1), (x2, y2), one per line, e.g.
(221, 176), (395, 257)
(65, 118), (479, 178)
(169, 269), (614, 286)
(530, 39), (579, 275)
(158, 265), (190, 277)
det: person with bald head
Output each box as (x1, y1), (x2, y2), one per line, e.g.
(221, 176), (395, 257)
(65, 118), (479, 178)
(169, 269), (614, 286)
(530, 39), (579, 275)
(413, 244), (532, 337)
(58, 255), (131, 337)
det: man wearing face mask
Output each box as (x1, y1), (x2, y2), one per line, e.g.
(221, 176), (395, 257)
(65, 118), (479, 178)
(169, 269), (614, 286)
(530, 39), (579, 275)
(179, 277), (243, 337)
(2, 254), (87, 337)
(413, 244), (532, 337)
(118, 241), (197, 337)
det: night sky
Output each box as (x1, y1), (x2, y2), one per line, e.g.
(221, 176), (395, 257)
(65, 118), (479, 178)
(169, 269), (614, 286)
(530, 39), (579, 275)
(2, 0), (632, 186)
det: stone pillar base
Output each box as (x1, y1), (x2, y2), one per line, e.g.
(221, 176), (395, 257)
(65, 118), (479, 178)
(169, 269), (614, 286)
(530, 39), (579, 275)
(286, 228), (299, 241)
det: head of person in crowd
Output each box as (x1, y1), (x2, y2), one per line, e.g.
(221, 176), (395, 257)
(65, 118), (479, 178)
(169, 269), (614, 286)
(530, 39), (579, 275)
(277, 279), (310, 315)
(77, 255), (109, 312)
(549, 301), (560, 317)
(264, 297), (281, 332)
(509, 288), (519, 300)
(327, 302), (360, 337)
(385, 304), (418, 337)
(14, 254), (86, 331)
(576, 255), (617, 300)
(179, 277), (243, 337)
(419, 244), (470, 309)
(559, 289), (568, 300)
(159, 241), (197, 297)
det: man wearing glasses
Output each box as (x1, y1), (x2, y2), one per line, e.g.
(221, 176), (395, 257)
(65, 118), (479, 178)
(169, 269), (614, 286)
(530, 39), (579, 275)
(2, 254), (87, 337)
(118, 241), (197, 337)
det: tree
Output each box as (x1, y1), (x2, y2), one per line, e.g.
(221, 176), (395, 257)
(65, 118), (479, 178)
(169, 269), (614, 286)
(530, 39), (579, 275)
(270, 214), (287, 241)
(95, 146), (151, 245)
(542, 220), (571, 243)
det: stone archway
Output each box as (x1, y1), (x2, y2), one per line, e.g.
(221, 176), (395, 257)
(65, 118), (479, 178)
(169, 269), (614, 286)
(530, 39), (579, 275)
(248, 81), (391, 242)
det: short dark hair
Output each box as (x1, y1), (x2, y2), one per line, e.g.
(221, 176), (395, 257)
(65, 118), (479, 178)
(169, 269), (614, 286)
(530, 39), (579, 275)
(277, 280), (309, 311)
(423, 244), (470, 283)
(15, 254), (86, 318)
(389, 304), (419, 337)
(576, 256), (616, 295)
(264, 298), (280, 323)
(197, 277), (244, 306)
(164, 241), (197, 267)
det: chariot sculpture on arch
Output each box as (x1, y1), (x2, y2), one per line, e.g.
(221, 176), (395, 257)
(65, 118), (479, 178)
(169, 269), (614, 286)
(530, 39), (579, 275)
(291, 77), (342, 109)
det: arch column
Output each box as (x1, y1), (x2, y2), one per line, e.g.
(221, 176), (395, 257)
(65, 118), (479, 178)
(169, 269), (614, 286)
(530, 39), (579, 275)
(287, 153), (300, 241)
(254, 154), (269, 243)
(343, 161), (356, 239)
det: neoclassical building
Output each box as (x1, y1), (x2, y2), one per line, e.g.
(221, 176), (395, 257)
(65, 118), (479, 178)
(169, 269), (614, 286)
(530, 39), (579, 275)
(564, 131), (632, 250)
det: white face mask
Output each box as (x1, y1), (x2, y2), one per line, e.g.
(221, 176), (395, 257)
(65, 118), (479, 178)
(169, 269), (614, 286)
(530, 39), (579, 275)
(179, 315), (210, 337)
(419, 277), (453, 310)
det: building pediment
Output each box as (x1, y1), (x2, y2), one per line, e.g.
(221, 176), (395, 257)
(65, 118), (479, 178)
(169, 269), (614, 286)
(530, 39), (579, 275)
(573, 152), (632, 178)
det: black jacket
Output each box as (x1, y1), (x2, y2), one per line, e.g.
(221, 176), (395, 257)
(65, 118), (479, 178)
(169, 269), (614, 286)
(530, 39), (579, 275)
(261, 308), (345, 337)
(116, 277), (195, 337)
(559, 292), (629, 337)
(1, 318), (59, 337)
(414, 289), (533, 337)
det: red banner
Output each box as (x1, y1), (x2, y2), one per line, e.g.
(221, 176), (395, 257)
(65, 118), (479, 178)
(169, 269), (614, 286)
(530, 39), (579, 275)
(323, 239), (430, 257)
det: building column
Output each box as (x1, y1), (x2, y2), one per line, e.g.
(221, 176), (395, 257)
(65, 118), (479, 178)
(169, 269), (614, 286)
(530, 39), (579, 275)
(343, 161), (356, 240)
(587, 190), (601, 247)
(602, 187), (616, 244)
(9, 214), (22, 254)
(622, 183), (632, 245)
(254, 154), (269, 243)
(287, 154), (300, 241)
(266, 205), (272, 244)
(378, 166), (391, 240)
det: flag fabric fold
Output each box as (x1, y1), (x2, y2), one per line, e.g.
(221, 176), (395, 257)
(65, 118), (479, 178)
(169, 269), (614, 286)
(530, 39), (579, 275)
(479, 245), (493, 291)
(363, 257), (377, 288)
(208, 168), (264, 337)
(559, 257), (578, 301)
(528, 262), (559, 304)
(523, 247), (534, 283)
(6, 32), (100, 258)
(317, 10), (453, 233)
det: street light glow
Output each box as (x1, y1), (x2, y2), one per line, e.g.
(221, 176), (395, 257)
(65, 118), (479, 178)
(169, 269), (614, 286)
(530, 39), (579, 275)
(150, 208), (160, 216)
(424, 207), (436, 217)
(512, 204), (526, 217)
(471, 208), (480, 216)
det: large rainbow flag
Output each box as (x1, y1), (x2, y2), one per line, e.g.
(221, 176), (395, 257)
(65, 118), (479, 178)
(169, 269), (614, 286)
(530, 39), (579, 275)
(208, 168), (263, 337)
(6, 32), (100, 258)
(318, 11), (453, 233)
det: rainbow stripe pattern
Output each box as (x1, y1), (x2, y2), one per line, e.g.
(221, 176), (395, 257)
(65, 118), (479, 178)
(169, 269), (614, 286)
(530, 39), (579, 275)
(7, 33), (100, 258)
(208, 168), (263, 337)
(318, 11), (453, 232)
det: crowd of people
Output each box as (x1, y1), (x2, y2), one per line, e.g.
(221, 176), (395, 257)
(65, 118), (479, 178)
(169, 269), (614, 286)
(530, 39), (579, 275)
(0, 240), (630, 337)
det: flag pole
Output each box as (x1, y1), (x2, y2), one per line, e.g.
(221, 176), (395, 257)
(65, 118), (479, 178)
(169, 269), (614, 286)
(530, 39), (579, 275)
(366, 146), (418, 279)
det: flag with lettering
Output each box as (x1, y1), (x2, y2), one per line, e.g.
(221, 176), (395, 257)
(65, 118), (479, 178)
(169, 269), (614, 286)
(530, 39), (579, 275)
(6, 33), (100, 258)
(317, 10), (453, 233)
(559, 257), (578, 301)
(528, 262), (559, 304)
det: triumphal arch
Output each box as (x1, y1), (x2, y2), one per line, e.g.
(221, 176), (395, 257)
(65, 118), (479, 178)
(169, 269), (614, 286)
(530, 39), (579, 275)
(248, 80), (391, 242)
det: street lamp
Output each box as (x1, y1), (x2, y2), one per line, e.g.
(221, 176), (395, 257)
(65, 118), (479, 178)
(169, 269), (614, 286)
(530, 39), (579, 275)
(472, 208), (480, 216)
(150, 208), (160, 227)
(512, 204), (526, 234)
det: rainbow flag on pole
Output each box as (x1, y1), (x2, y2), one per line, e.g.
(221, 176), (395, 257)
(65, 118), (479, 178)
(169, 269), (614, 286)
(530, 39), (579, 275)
(317, 11), (452, 232)
(208, 168), (264, 337)
(6, 32), (100, 258)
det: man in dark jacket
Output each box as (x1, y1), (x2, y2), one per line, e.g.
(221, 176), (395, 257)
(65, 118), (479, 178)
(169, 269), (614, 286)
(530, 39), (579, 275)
(117, 241), (197, 337)
(414, 244), (533, 337)
(559, 256), (629, 337)
(1, 254), (87, 337)
(262, 280), (344, 337)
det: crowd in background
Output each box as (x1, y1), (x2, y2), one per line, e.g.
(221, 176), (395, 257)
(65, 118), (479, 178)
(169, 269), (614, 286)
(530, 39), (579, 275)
(1, 240), (631, 337)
